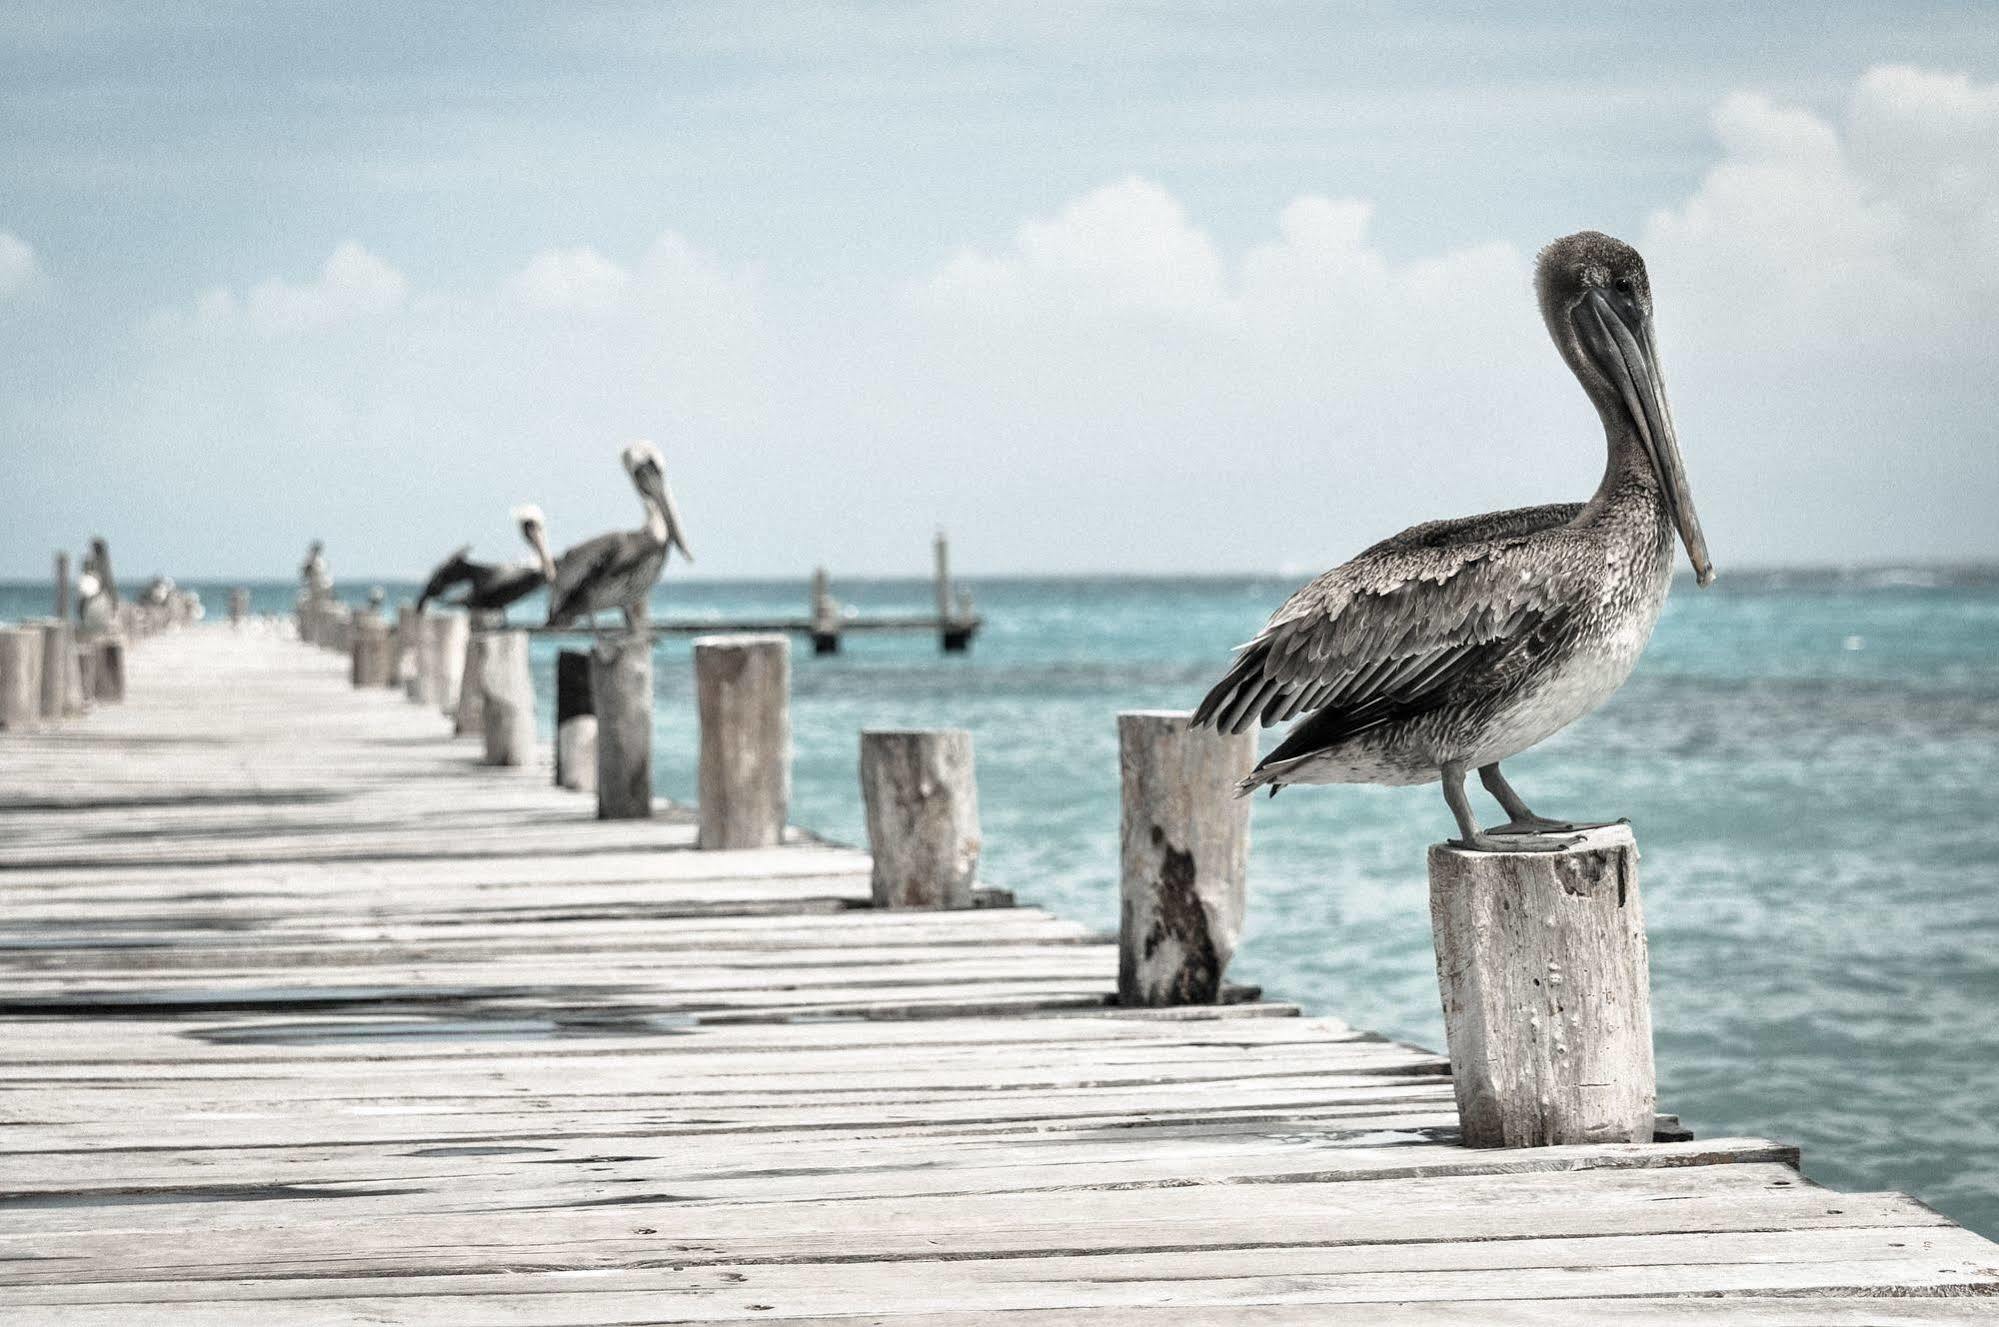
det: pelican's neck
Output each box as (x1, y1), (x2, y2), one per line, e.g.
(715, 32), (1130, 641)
(1578, 407), (1665, 528)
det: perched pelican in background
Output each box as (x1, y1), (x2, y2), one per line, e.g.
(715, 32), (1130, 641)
(545, 441), (692, 631)
(415, 506), (557, 614)
(1193, 231), (1714, 853)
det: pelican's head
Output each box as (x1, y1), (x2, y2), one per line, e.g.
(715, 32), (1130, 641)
(620, 440), (692, 562)
(1536, 231), (1713, 587)
(512, 503), (556, 580)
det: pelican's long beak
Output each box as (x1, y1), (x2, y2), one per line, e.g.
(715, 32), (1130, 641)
(642, 466), (693, 563)
(1576, 288), (1715, 586)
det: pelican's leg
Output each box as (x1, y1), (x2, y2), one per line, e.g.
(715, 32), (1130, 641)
(1443, 761), (1580, 853)
(1477, 762), (1626, 837)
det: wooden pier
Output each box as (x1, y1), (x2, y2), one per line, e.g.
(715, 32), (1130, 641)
(2, 626), (1997, 1322)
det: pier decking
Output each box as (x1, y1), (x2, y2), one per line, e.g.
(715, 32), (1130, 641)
(3, 627), (1997, 1323)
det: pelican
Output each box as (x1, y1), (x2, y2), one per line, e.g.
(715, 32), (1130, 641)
(545, 441), (692, 631)
(1192, 231), (1714, 853)
(414, 506), (557, 614)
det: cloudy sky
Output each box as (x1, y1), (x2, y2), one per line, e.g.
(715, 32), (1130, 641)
(3, 2), (1996, 580)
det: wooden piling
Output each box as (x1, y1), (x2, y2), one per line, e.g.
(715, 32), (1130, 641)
(349, 613), (394, 688)
(430, 614), (469, 716)
(1429, 825), (1655, 1148)
(1115, 710), (1255, 1007)
(860, 729), (980, 908)
(0, 628), (44, 730)
(810, 566), (841, 655)
(694, 634), (790, 850)
(37, 620), (75, 719)
(590, 634), (652, 819)
(229, 588), (250, 626)
(453, 632), (490, 737)
(53, 552), (70, 621)
(554, 649), (596, 793)
(91, 637), (126, 704)
(479, 630), (535, 767)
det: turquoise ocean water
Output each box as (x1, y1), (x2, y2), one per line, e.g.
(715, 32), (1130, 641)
(6, 569), (1997, 1235)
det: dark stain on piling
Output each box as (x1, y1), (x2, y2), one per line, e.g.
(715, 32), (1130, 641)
(1124, 825), (1220, 1005)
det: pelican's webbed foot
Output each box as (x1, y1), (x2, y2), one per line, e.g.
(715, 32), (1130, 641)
(1450, 830), (1584, 854)
(1485, 814), (1629, 837)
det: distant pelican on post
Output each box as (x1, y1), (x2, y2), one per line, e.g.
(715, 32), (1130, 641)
(545, 441), (692, 632)
(415, 506), (557, 615)
(1193, 231), (1714, 852)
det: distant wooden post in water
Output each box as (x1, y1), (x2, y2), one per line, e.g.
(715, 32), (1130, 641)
(480, 630), (535, 767)
(934, 530), (972, 653)
(53, 552), (70, 622)
(1429, 824), (1655, 1148)
(590, 635), (652, 819)
(695, 634), (790, 850)
(1116, 710), (1254, 1006)
(554, 649), (596, 792)
(229, 587), (250, 627)
(809, 566), (841, 656)
(860, 729), (980, 908)
(0, 628), (43, 730)
(349, 612), (394, 688)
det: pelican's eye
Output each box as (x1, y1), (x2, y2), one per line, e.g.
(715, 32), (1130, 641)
(1613, 275), (1635, 295)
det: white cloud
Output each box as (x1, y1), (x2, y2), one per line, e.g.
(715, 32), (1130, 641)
(81, 65), (1999, 576)
(167, 241), (409, 336)
(0, 230), (40, 299)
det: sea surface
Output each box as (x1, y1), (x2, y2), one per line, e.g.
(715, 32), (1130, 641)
(6, 569), (1999, 1236)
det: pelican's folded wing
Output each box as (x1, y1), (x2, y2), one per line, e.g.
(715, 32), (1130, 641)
(1193, 503), (1590, 736)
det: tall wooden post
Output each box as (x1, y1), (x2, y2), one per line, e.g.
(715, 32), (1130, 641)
(591, 634), (652, 819)
(0, 628), (44, 730)
(91, 637), (126, 704)
(430, 614), (469, 716)
(810, 566), (841, 656)
(229, 588), (250, 627)
(555, 649), (597, 792)
(350, 613), (393, 688)
(37, 621), (75, 720)
(694, 634), (790, 850)
(454, 631), (490, 737)
(392, 601), (417, 687)
(1429, 825), (1655, 1148)
(480, 630), (536, 767)
(54, 553), (70, 621)
(860, 729), (980, 908)
(1116, 711), (1255, 1007)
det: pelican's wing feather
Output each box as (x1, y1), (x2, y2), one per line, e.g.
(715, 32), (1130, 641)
(1194, 503), (1589, 737)
(545, 531), (625, 625)
(414, 545), (478, 613)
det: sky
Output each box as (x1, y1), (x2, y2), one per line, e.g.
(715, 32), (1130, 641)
(2, 2), (1997, 581)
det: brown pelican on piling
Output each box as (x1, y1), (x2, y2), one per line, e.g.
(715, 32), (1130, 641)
(1192, 231), (1714, 852)
(545, 441), (692, 631)
(415, 506), (557, 614)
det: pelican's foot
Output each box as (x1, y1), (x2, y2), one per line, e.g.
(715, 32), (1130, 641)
(1485, 815), (1629, 836)
(1450, 830), (1585, 854)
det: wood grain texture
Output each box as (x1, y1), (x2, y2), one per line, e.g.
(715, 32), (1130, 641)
(1430, 824), (1654, 1147)
(0, 625), (43, 729)
(1117, 710), (1255, 1005)
(590, 632), (652, 819)
(479, 629), (536, 767)
(695, 633), (789, 850)
(0, 626), (1989, 1321)
(860, 728), (980, 908)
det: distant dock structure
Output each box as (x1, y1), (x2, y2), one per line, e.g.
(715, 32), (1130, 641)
(532, 530), (984, 655)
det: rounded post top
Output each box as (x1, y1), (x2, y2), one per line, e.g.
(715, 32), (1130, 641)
(1430, 822), (1637, 862)
(692, 632), (790, 651)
